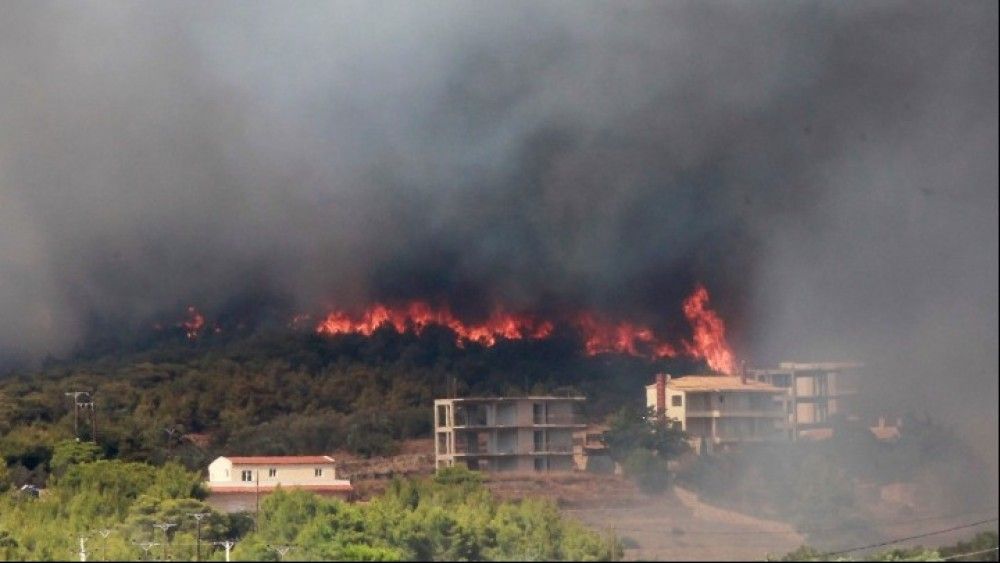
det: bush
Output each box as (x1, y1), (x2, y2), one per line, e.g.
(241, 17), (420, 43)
(622, 449), (669, 494)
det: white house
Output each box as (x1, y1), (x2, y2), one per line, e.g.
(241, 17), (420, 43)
(205, 455), (353, 512)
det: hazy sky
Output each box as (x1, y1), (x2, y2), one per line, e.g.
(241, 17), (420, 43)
(1, 1), (996, 455)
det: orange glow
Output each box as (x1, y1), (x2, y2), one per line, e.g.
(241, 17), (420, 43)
(315, 301), (553, 346)
(681, 284), (736, 374)
(315, 285), (737, 371)
(573, 313), (678, 358)
(181, 306), (205, 339)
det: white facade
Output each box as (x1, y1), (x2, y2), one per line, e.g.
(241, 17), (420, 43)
(207, 456), (347, 489)
(205, 456), (353, 512)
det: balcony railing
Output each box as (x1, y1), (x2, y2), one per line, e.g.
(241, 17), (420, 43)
(534, 415), (583, 426)
(531, 445), (574, 454)
(685, 408), (785, 418)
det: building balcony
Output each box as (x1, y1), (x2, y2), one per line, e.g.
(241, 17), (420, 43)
(449, 419), (586, 429)
(685, 409), (786, 418)
(791, 392), (856, 402)
(711, 434), (786, 443)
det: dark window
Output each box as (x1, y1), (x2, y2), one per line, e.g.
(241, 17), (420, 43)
(314, 468), (323, 477)
(533, 403), (544, 424)
(268, 468), (277, 478)
(671, 395), (683, 407)
(534, 457), (547, 471)
(240, 470), (253, 482)
(533, 430), (544, 452)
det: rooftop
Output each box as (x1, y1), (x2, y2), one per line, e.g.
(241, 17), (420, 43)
(219, 455), (335, 465)
(777, 361), (863, 371)
(646, 376), (783, 393)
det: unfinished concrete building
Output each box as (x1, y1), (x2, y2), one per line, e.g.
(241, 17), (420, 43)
(749, 361), (862, 440)
(434, 396), (586, 472)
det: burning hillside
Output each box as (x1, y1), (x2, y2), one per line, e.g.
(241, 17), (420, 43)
(316, 284), (736, 374)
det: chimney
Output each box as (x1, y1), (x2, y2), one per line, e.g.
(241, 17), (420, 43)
(655, 374), (668, 420)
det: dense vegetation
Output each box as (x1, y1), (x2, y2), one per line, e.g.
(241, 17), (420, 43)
(0, 450), (620, 561)
(0, 327), (699, 484)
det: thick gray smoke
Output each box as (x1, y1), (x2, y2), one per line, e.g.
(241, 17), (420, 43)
(1, 2), (996, 461)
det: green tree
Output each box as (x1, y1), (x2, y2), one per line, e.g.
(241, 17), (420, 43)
(604, 406), (689, 462)
(49, 439), (103, 477)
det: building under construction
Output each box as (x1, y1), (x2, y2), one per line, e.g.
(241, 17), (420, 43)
(434, 396), (586, 472)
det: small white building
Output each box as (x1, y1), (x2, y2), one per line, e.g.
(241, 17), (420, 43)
(205, 455), (353, 512)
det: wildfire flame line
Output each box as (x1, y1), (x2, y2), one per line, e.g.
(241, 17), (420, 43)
(315, 284), (736, 374)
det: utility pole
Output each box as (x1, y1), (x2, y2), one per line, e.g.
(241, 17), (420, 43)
(152, 522), (176, 561)
(64, 391), (90, 441)
(78, 536), (88, 562)
(191, 513), (210, 561)
(83, 394), (97, 443)
(163, 425), (180, 459)
(213, 540), (236, 562)
(132, 541), (159, 561)
(268, 544), (292, 561)
(96, 529), (111, 561)
(255, 469), (260, 531)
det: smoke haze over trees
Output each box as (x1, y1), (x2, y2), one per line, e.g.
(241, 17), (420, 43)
(0, 0), (996, 476)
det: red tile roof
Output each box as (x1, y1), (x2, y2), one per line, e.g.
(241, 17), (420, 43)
(222, 456), (335, 465)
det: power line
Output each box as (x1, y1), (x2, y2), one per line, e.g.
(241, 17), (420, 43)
(823, 517), (998, 557)
(942, 546), (999, 560)
(592, 506), (998, 536)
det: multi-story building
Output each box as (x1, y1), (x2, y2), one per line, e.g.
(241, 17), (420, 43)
(205, 455), (353, 512)
(645, 374), (787, 454)
(434, 396), (586, 472)
(749, 361), (862, 440)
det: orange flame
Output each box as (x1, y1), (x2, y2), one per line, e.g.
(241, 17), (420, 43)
(181, 306), (205, 339)
(573, 313), (678, 358)
(681, 284), (736, 374)
(315, 285), (736, 372)
(315, 302), (553, 346)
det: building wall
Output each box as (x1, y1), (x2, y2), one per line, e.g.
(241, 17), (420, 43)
(206, 489), (351, 513)
(433, 397), (584, 473)
(648, 387), (785, 446)
(645, 385), (658, 411)
(208, 457), (233, 482)
(666, 388), (687, 427)
(210, 462), (340, 485)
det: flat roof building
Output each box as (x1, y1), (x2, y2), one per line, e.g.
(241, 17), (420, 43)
(646, 374), (787, 454)
(434, 396), (586, 473)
